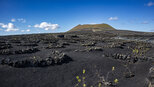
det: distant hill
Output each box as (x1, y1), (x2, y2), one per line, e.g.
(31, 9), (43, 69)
(68, 24), (116, 32)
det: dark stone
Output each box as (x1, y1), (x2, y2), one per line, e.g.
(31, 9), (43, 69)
(124, 72), (135, 78)
(15, 48), (39, 54)
(17, 43), (38, 46)
(0, 51), (72, 68)
(0, 49), (13, 55)
(0, 43), (12, 49)
(57, 35), (64, 38)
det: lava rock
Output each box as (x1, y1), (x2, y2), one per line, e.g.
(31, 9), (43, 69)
(0, 43), (12, 49)
(15, 48), (39, 54)
(57, 35), (64, 38)
(51, 51), (73, 64)
(70, 35), (79, 38)
(124, 72), (135, 78)
(86, 47), (103, 52)
(0, 51), (72, 68)
(0, 49), (13, 55)
(61, 42), (70, 46)
(111, 53), (144, 63)
(146, 67), (154, 87)
(81, 42), (96, 46)
(17, 43), (38, 46)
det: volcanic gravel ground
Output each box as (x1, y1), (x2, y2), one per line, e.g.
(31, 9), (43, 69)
(0, 31), (154, 87)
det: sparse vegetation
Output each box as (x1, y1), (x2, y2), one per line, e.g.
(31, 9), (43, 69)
(74, 67), (120, 87)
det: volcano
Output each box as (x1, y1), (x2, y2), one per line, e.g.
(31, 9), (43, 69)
(68, 24), (116, 32)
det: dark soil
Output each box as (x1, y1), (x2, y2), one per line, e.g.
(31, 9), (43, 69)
(0, 30), (154, 87)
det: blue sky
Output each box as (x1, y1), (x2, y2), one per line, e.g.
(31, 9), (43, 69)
(0, 0), (154, 35)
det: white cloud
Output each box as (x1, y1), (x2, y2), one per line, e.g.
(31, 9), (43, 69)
(10, 18), (26, 23)
(21, 30), (25, 32)
(5, 23), (19, 32)
(147, 2), (154, 7)
(0, 23), (19, 32)
(108, 17), (118, 21)
(28, 25), (31, 27)
(21, 29), (30, 32)
(17, 18), (26, 23)
(141, 21), (149, 24)
(11, 18), (16, 22)
(0, 23), (8, 28)
(26, 29), (30, 32)
(34, 22), (59, 30)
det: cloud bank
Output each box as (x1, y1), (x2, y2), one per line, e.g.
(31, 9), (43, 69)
(11, 18), (26, 23)
(17, 18), (26, 23)
(11, 19), (16, 22)
(34, 22), (59, 30)
(141, 21), (149, 24)
(147, 2), (154, 7)
(21, 29), (30, 32)
(0, 23), (19, 32)
(108, 17), (118, 21)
